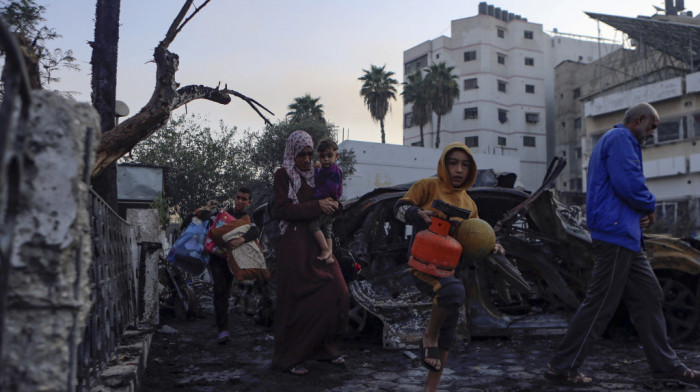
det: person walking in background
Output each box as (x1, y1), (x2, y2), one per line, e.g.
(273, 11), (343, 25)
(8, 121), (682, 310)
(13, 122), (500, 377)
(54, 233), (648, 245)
(199, 188), (259, 345)
(309, 137), (343, 263)
(271, 130), (349, 376)
(545, 103), (700, 386)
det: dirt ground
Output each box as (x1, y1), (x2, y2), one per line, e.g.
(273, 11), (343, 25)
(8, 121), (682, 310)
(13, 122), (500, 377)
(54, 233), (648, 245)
(142, 293), (700, 392)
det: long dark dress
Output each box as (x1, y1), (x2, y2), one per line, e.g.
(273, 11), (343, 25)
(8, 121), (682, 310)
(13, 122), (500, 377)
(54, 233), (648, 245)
(271, 168), (349, 370)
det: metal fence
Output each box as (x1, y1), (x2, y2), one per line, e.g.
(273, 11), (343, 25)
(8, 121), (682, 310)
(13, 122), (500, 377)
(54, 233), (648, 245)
(76, 190), (136, 391)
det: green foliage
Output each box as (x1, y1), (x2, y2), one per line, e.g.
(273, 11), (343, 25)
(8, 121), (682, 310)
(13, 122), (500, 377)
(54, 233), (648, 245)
(241, 114), (356, 206)
(426, 62), (460, 116)
(123, 113), (250, 219)
(0, 0), (79, 89)
(125, 106), (357, 218)
(287, 94), (325, 123)
(149, 195), (170, 229)
(425, 62), (459, 148)
(358, 64), (398, 143)
(402, 70), (432, 147)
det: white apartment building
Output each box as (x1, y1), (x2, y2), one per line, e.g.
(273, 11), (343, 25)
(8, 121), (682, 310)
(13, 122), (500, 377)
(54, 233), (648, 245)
(555, 8), (700, 236)
(403, 2), (607, 190)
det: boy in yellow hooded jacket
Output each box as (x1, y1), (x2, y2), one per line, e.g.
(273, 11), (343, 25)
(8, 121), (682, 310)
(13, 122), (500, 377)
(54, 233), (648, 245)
(394, 142), (504, 392)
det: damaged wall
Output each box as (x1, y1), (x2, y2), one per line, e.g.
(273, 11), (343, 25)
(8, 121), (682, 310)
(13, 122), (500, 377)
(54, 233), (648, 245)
(0, 90), (100, 391)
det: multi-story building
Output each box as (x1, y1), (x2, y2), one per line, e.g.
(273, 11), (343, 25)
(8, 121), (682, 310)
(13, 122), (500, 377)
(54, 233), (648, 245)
(402, 2), (609, 190)
(555, 5), (700, 236)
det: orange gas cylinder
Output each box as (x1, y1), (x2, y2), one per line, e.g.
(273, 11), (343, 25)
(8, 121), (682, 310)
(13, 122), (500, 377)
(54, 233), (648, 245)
(408, 217), (462, 278)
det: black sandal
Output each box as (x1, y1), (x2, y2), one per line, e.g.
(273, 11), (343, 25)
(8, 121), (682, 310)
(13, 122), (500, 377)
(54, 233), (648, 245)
(544, 365), (593, 386)
(419, 340), (441, 372)
(289, 364), (308, 376)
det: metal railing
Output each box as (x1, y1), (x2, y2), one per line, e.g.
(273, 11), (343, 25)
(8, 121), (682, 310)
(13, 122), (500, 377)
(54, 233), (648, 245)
(75, 190), (136, 391)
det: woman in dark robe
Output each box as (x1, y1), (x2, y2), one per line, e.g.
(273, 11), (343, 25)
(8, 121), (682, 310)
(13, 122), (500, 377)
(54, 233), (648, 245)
(271, 130), (349, 375)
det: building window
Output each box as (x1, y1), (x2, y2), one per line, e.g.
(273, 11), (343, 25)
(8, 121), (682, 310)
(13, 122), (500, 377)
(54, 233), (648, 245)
(497, 53), (506, 64)
(498, 109), (508, 124)
(573, 88), (581, 99)
(574, 117), (582, 129)
(524, 30), (533, 39)
(657, 117), (686, 143)
(465, 136), (479, 147)
(526, 112), (540, 123)
(525, 57), (534, 66)
(525, 84), (535, 93)
(691, 112), (700, 138)
(576, 147), (582, 158)
(498, 136), (506, 146)
(572, 178), (582, 191)
(436, 53), (440, 59)
(497, 80), (507, 93)
(523, 136), (536, 147)
(464, 50), (477, 62)
(562, 150), (567, 157)
(464, 78), (479, 90)
(497, 28), (505, 38)
(404, 112), (414, 128)
(464, 107), (478, 119)
(561, 121), (566, 128)
(404, 54), (428, 75)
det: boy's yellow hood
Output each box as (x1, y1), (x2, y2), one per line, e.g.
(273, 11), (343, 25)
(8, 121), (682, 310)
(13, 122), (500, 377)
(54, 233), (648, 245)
(437, 142), (477, 192)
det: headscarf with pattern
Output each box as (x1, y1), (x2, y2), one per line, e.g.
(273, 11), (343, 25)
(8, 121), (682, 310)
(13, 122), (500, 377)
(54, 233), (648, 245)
(280, 130), (315, 234)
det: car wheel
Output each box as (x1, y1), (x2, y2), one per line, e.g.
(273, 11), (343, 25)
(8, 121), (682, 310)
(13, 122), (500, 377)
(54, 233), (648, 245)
(658, 276), (698, 342)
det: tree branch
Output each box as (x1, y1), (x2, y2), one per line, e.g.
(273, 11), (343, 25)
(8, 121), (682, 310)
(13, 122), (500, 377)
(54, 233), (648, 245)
(175, 0), (211, 36)
(160, 0), (195, 50)
(91, 0), (273, 178)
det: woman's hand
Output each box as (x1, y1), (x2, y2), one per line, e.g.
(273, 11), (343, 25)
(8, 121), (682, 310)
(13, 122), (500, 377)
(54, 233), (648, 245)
(417, 209), (436, 225)
(319, 198), (338, 215)
(228, 237), (245, 249)
(492, 243), (505, 255)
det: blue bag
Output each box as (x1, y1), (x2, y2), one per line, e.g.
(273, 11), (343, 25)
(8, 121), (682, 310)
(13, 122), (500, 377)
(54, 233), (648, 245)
(167, 217), (211, 275)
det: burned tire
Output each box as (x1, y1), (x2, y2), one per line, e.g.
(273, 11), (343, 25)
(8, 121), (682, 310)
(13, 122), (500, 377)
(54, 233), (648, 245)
(658, 275), (698, 342)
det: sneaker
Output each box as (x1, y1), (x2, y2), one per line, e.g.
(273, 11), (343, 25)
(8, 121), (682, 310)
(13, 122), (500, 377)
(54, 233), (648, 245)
(656, 367), (700, 385)
(217, 331), (230, 345)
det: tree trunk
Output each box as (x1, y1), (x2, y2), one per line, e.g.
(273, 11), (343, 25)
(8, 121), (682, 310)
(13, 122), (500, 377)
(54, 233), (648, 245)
(380, 119), (385, 143)
(435, 115), (441, 149)
(90, 0), (121, 210)
(419, 124), (424, 147)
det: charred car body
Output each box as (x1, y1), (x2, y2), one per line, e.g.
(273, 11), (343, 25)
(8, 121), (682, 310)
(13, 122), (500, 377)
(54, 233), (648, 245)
(254, 158), (700, 348)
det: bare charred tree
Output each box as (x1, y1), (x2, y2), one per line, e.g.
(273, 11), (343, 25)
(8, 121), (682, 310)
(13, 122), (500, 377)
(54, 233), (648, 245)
(90, 0), (120, 208)
(90, 0), (273, 179)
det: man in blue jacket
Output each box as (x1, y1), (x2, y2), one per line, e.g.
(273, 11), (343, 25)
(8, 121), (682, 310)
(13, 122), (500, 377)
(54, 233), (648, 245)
(545, 103), (700, 386)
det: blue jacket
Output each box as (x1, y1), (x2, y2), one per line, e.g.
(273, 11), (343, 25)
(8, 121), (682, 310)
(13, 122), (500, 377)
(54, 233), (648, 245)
(586, 124), (655, 251)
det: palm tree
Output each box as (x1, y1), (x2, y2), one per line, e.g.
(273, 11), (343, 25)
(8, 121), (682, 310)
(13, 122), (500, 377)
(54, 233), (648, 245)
(358, 65), (398, 143)
(401, 70), (432, 147)
(287, 94), (325, 123)
(425, 62), (459, 148)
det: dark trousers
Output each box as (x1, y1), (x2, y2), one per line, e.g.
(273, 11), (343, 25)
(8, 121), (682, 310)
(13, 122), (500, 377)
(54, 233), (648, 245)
(549, 239), (682, 377)
(208, 254), (233, 332)
(413, 274), (466, 350)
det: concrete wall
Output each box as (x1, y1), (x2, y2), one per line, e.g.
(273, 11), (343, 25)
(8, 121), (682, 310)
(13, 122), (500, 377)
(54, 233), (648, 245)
(1, 91), (100, 391)
(339, 140), (521, 200)
(127, 209), (167, 327)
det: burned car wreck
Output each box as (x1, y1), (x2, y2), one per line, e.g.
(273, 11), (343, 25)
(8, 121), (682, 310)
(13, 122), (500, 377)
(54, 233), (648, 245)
(255, 158), (700, 349)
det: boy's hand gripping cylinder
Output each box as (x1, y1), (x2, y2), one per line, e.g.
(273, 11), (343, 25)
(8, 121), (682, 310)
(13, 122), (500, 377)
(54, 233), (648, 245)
(408, 200), (471, 277)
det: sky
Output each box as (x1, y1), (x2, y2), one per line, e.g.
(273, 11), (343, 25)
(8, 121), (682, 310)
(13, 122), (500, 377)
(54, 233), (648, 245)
(39, 0), (697, 145)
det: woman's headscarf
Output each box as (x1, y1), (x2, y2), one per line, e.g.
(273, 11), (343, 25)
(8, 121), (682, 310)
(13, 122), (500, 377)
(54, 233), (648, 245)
(282, 130), (315, 204)
(280, 130), (315, 235)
